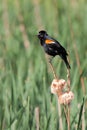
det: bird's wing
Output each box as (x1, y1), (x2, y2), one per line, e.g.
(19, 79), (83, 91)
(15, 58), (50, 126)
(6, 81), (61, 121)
(45, 39), (55, 44)
(45, 36), (68, 55)
(45, 36), (61, 47)
(50, 37), (68, 55)
(47, 40), (68, 56)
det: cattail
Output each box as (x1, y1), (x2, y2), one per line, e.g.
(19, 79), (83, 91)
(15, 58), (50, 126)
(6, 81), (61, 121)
(51, 79), (74, 105)
(59, 91), (74, 104)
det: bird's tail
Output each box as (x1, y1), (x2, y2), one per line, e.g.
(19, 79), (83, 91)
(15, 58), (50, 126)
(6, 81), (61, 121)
(64, 56), (71, 69)
(60, 55), (71, 69)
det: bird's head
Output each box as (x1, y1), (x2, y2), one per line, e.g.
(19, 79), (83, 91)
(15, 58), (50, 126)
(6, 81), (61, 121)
(37, 30), (48, 40)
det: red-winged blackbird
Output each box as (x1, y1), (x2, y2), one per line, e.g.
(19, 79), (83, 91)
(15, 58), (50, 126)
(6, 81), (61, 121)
(37, 30), (70, 69)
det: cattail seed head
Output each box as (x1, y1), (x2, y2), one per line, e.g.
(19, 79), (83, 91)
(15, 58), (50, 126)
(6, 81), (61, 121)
(59, 91), (74, 104)
(51, 79), (74, 104)
(51, 79), (67, 96)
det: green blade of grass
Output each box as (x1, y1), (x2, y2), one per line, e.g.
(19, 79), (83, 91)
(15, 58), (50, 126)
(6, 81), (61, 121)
(77, 97), (85, 130)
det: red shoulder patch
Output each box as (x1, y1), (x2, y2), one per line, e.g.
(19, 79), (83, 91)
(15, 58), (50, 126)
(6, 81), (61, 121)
(45, 39), (55, 44)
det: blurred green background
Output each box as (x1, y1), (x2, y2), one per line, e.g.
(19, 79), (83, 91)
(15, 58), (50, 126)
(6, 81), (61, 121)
(0, 0), (87, 129)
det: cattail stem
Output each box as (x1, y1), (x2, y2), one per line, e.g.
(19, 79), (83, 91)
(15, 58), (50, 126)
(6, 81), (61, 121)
(49, 62), (58, 79)
(63, 105), (68, 123)
(67, 68), (71, 130)
(67, 68), (70, 91)
(57, 97), (63, 130)
(67, 104), (70, 130)
(63, 104), (70, 130)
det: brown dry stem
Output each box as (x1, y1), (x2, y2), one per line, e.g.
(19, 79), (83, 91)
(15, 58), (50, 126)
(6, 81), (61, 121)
(49, 62), (58, 80)
(35, 107), (40, 130)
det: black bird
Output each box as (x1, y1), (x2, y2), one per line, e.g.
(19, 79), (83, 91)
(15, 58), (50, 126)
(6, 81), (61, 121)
(37, 30), (70, 69)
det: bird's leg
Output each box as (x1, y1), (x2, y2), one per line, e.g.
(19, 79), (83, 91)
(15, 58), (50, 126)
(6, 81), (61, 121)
(48, 57), (58, 79)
